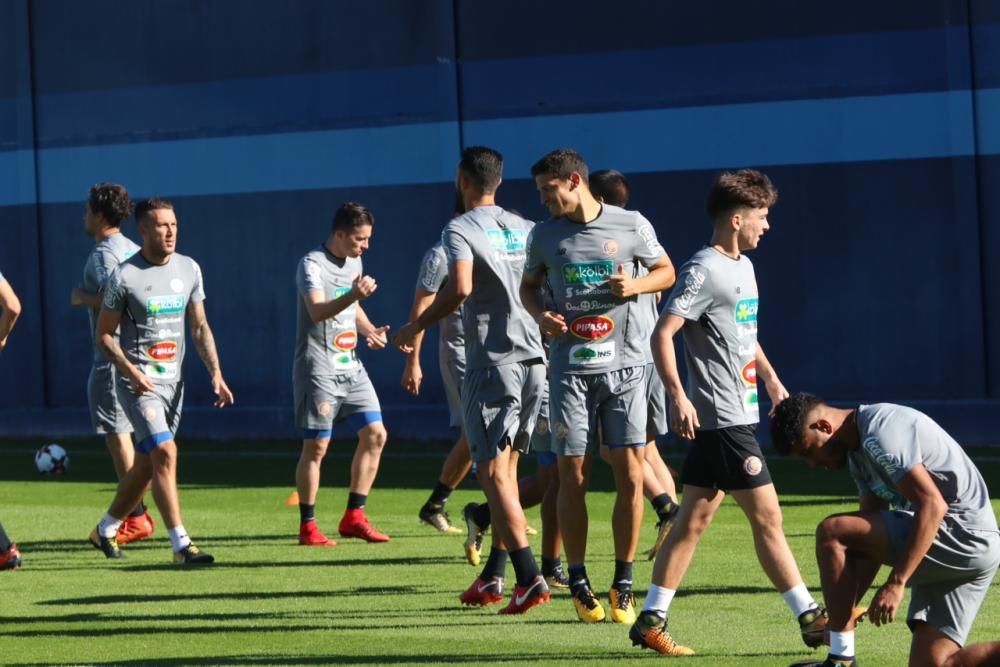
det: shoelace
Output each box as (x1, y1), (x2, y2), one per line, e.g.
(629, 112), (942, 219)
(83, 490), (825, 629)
(575, 587), (598, 609)
(615, 590), (634, 610)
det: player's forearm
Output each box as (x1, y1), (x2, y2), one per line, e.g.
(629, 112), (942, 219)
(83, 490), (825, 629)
(0, 309), (18, 345)
(653, 324), (685, 399)
(308, 293), (358, 323)
(888, 499), (947, 586)
(73, 289), (104, 309)
(192, 322), (222, 377)
(407, 292), (435, 359)
(519, 282), (546, 321)
(755, 343), (779, 385)
(633, 263), (676, 294)
(98, 334), (138, 377)
(415, 285), (463, 332)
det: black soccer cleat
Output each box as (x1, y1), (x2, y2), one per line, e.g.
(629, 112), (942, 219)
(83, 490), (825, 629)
(89, 527), (125, 559)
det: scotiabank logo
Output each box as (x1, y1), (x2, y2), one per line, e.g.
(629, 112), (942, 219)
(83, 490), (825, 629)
(334, 331), (357, 351)
(147, 341), (178, 361)
(570, 315), (614, 340)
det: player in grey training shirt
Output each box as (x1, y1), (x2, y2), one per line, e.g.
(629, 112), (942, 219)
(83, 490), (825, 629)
(89, 198), (234, 566)
(0, 268), (23, 570)
(634, 170), (822, 656)
(522, 150), (676, 626)
(394, 146), (550, 615)
(70, 184), (154, 545)
(406, 239), (473, 534)
(773, 395), (1000, 667)
(293, 202), (392, 547)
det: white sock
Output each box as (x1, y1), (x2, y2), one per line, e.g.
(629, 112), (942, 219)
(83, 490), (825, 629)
(98, 514), (123, 538)
(781, 583), (818, 619)
(641, 584), (676, 618)
(168, 526), (191, 552)
(829, 630), (855, 658)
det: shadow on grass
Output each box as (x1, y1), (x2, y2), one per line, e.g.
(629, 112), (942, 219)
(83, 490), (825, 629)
(112, 555), (457, 573)
(11, 655), (633, 666)
(39, 584), (435, 606)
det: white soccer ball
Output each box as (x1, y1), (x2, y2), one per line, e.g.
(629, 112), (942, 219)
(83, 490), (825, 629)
(35, 444), (69, 475)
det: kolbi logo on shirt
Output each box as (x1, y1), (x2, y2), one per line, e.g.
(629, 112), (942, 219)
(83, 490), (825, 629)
(147, 341), (178, 362)
(487, 228), (526, 253)
(333, 287), (351, 299)
(735, 298), (759, 324)
(563, 261), (614, 285)
(569, 341), (615, 366)
(570, 315), (615, 340)
(333, 330), (357, 351)
(146, 295), (186, 316)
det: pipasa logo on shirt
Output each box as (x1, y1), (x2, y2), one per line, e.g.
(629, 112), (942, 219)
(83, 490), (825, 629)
(570, 315), (614, 340)
(487, 229), (526, 253)
(735, 298), (759, 324)
(146, 295), (185, 316)
(563, 261), (613, 285)
(147, 341), (178, 362)
(741, 359), (757, 386)
(334, 330), (357, 351)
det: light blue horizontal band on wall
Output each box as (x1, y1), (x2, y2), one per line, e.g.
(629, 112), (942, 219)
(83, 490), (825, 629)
(0, 89), (996, 207)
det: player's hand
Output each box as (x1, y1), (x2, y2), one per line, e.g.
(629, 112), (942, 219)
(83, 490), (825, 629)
(127, 369), (156, 396)
(764, 378), (790, 417)
(669, 396), (700, 440)
(212, 373), (235, 408)
(608, 264), (638, 299)
(366, 324), (390, 350)
(0, 338), (6, 354)
(536, 310), (568, 337)
(401, 361), (423, 396)
(392, 321), (421, 354)
(350, 273), (378, 301)
(868, 581), (904, 627)
(70, 287), (85, 306)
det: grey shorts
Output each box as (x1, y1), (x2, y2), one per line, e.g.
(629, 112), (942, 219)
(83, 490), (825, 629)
(883, 509), (1000, 645)
(550, 365), (648, 457)
(529, 378), (552, 455)
(645, 363), (668, 437)
(116, 379), (183, 454)
(439, 350), (466, 430)
(462, 359), (545, 463)
(294, 366), (383, 438)
(88, 363), (132, 435)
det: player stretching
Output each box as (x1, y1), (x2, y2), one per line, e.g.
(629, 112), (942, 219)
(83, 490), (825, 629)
(89, 198), (234, 564)
(294, 203), (392, 547)
(774, 394), (1000, 667)
(394, 146), (550, 614)
(405, 237), (470, 534)
(70, 183), (154, 545)
(590, 169), (680, 558)
(0, 268), (23, 570)
(631, 170), (826, 655)
(522, 149), (676, 625)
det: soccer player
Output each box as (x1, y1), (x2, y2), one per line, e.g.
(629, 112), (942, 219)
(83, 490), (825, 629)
(0, 268), (23, 570)
(631, 170), (824, 655)
(405, 237), (470, 533)
(70, 183), (154, 545)
(294, 202), (392, 547)
(590, 169), (680, 558)
(773, 394), (1000, 667)
(521, 149), (676, 625)
(89, 198), (234, 564)
(393, 146), (550, 615)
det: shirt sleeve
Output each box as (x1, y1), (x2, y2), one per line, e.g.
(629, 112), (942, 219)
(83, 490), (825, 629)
(442, 223), (473, 264)
(190, 259), (206, 304)
(416, 246), (447, 293)
(93, 247), (119, 289)
(523, 225), (545, 281)
(665, 262), (713, 321)
(297, 255), (324, 296)
(102, 266), (127, 312)
(860, 423), (917, 485)
(633, 213), (667, 269)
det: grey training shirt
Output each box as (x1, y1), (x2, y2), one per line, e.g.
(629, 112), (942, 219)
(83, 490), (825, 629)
(83, 232), (140, 363)
(416, 243), (465, 367)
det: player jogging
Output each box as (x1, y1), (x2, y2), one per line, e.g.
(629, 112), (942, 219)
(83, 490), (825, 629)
(70, 183), (154, 545)
(293, 202), (392, 547)
(521, 149), (676, 625)
(774, 394), (1000, 667)
(0, 268), (23, 570)
(89, 198), (234, 565)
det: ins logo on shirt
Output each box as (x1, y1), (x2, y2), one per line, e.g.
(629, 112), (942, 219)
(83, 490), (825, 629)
(146, 295), (186, 316)
(563, 261), (614, 285)
(487, 229), (526, 253)
(735, 298), (759, 324)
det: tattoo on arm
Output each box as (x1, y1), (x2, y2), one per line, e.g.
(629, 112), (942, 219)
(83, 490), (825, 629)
(189, 305), (221, 376)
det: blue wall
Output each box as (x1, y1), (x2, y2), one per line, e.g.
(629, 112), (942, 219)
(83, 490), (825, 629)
(0, 0), (997, 441)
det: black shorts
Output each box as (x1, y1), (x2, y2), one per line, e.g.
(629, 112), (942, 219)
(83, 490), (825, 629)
(680, 425), (772, 491)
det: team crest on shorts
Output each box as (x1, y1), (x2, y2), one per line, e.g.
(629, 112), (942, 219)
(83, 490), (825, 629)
(317, 401), (331, 417)
(743, 455), (763, 476)
(554, 422), (570, 439)
(143, 406), (157, 422)
(536, 418), (549, 435)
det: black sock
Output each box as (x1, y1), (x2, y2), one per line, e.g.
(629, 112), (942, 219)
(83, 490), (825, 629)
(568, 564), (589, 594)
(479, 547), (508, 581)
(427, 482), (452, 507)
(472, 502), (491, 530)
(651, 493), (673, 516)
(541, 556), (562, 576)
(347, 493), (367, 510)
(299, 503), (316, 524)
(0, 521), (10, 552)
(613, 560), (634, 591)
(509, 546), (541, 587)
(129, 500), (146, 518)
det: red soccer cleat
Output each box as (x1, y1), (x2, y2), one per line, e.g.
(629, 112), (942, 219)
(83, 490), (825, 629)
(338, 510), (390, 543)
(498, 575), (551, 615)
(299, 521), (337, 546)
(117, 511), (155, 545)
(459, 577), (504, 607)
(0, 544), (22, 571)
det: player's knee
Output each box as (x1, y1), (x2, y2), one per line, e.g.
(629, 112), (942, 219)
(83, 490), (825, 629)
(362, 424), (387, 450)
(815, 516), (844, 550)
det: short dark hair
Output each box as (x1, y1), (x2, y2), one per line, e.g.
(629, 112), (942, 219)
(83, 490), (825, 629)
(770, 393), (824, 455)
(705, 169), (777, 222)
(88, 183), (134, 227)
(530, 148), (589, 182)
(590, 169), (630, 207)
(332, 202), (374, 233)
(134, 197), (174, 223)
(458, 146), (503, 193)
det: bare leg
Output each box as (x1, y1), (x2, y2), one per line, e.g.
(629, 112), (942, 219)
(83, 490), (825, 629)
(350, 422), (388, 494)
(148, 441), (182, 529)
(438, 431), (472, 489)
(731, 483), (807, 593)
(107, 453), (154, 520)
(610, 446), (645, 562)
(538, 462), (561, 559)
(644, 442), (677, 501)
(104, 433), (134, 481)
(651, 485), (724, 589)
(478, 446), (528, 551)
(295, 437), (330, 505)
(557, 455), (590, 565)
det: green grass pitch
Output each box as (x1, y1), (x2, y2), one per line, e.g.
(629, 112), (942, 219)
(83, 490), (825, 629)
(1, 438), (998, 666)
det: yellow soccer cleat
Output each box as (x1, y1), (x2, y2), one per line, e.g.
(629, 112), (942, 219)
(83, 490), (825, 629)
(524, 524), (539, 537)
(629, 611), (695, 656)
(571, 582), (606, 623)
(609, 587), (637, 624)
(800, 605), (868, 648)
